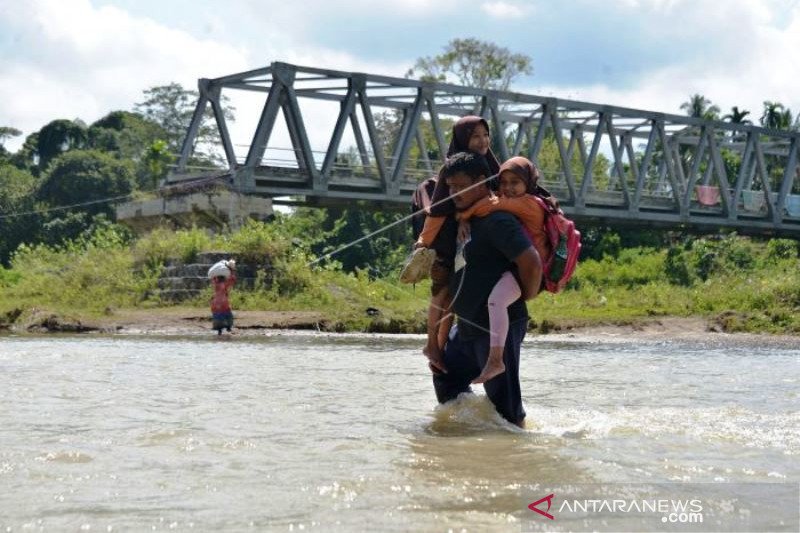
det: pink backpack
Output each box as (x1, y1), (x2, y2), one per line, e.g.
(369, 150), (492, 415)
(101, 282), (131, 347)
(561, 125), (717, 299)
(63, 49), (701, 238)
(530, 190), (581, 293)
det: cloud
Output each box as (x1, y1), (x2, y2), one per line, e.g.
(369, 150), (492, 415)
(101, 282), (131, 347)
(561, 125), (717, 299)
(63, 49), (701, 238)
(386, 0), (459, 13)
(480, 1), (530, 19)
(0, 0), (416, 156)
(526, 0), (800, 123)
(3, 0), (798, 162)
(0, 0), (250, 151)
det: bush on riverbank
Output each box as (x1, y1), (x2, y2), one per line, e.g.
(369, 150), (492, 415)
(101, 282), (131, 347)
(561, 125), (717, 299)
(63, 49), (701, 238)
(0, 220), (798, 334)
(534, 234), (800, 333)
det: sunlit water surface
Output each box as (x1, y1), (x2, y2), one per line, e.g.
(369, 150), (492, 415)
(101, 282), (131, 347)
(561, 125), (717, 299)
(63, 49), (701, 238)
(0, 333), (797, 531)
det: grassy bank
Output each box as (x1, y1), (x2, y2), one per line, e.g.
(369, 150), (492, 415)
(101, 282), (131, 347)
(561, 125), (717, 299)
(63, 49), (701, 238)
(0, 220), (798, 334)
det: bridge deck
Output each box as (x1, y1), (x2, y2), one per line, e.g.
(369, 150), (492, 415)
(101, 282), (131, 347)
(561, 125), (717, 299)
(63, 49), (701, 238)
(162, 61), (800, 238)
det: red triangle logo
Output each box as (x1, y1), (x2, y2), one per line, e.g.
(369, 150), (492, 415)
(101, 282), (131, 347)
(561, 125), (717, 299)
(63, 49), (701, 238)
(528, 493), (555, 520)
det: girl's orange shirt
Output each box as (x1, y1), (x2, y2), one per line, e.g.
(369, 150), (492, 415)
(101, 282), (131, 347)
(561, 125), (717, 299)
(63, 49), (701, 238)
(416, 215), (447, 247)
(459, 195), (551, 263)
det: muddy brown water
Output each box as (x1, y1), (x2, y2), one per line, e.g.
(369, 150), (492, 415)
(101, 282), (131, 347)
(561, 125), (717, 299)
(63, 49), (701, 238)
(0, 333), (797, 531)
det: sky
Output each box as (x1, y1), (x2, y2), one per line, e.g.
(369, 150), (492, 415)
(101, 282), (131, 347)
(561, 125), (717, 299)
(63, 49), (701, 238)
(1, 0), (799, 154)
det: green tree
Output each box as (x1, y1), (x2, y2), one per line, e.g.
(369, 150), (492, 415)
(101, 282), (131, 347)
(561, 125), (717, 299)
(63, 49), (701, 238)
(0, 163), (40, 264)
(313, 205), (410, 275)
(0, 126), (22, 162)
(9, 132), (40, 173)
(39, 211), (93, 247)
(676, 95), (720, 176)
(680, 94), (720, 120)
(373, 38), (534, 168)
(86, 110), (171, 189)
(722, 106), (751, 125)
(87, 110), (166, 162)
(36, 119), (89, 170)
(138, 140), (174, 189)
(760, 101), (793, 131)
(37, 150), (136, 219)
(758, 102), (794, 191)
(370, 110), (455, 175)
(407, 38), (532, 92)
(0, 162), (36, 202)
(133, 82), (235, 162)
(722, 106), (751, 142)
(0, 126), (21, 146)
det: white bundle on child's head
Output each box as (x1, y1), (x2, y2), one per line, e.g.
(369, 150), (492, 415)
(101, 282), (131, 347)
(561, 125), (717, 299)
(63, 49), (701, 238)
(207, 260), (231, 279)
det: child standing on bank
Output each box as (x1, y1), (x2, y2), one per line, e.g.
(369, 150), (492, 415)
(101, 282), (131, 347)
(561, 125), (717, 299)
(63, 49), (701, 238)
(457, 157), (552, 384)
(210, 259), (237, 335)
(412, 116), (502, 372)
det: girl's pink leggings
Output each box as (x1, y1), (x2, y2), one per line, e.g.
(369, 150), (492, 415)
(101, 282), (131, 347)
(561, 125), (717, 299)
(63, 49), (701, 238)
(487, 271), (521, 348)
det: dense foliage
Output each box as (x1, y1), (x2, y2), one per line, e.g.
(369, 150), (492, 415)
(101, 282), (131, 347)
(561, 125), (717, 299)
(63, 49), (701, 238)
(0, 83), (234, 264)
(0, 215), (798, 334)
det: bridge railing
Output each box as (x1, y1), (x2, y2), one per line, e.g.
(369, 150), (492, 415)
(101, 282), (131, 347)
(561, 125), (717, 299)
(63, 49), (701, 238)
(171, 61), (800, 236)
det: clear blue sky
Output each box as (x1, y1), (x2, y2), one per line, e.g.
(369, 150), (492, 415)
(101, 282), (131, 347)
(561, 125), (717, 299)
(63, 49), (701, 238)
(1, 0), (799, 151)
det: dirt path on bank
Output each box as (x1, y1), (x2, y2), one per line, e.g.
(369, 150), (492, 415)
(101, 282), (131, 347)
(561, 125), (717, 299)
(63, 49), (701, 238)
(6, 308), (328, 336)
(102, 309), (331, 335)
(539, 316), (800, 348)
(4, 308), (797, 348)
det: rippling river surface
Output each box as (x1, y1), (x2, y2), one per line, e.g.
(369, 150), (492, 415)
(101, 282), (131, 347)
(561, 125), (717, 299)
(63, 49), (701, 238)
(0, 332), (798, 532)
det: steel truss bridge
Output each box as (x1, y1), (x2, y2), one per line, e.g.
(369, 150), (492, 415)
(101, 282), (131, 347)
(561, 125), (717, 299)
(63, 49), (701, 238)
(170, 61), (800, 237)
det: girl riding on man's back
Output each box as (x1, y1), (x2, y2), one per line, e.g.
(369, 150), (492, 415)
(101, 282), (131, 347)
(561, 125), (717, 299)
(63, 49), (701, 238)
(459, 156), (552, 384)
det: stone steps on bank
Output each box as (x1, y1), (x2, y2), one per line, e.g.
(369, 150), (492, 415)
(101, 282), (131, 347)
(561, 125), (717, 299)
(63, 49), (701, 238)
(156, 252), (273, 301)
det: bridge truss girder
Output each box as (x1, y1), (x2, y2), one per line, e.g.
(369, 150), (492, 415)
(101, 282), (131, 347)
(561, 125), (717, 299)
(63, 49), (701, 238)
(172, 61), (800, 237)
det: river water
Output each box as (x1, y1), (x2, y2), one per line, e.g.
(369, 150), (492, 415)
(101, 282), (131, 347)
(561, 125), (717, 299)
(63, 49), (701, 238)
(0, 332), (797, 532)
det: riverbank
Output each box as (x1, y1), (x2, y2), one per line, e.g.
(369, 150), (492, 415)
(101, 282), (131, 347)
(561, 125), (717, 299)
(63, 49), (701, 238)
(3, 307), (798, 348)
(1, 308), (329, 335)
(2, 226), (799, 336)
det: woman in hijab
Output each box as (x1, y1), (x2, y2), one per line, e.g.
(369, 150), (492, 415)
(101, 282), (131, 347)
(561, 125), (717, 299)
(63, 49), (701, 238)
(407, 116), (502, 371)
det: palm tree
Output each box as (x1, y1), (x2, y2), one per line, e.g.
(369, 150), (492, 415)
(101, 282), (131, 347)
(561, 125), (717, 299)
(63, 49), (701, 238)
(680, 94), (721, 121)
(760, 101), (792, 131)
(759, 102), (795, 192)
(677, 95), (720, 174)
(723, 106), (751, 125)
(722, 106), (751, 141)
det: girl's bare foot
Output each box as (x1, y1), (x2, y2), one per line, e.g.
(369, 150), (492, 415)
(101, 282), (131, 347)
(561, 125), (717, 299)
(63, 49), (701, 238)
(472, 359), (505, 384)
(472, 347), (505, 384)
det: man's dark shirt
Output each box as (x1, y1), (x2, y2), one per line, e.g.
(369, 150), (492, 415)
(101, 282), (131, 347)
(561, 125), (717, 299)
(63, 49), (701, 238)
(449, 211), (531, 339)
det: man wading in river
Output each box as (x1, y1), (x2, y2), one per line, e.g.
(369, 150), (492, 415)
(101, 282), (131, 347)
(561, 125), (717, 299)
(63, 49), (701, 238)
(428, 152), (542, 428)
